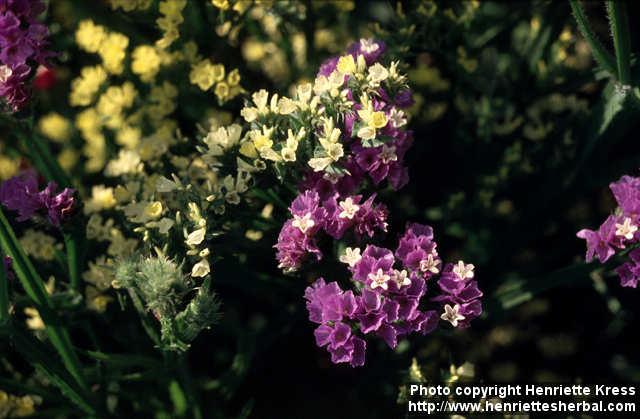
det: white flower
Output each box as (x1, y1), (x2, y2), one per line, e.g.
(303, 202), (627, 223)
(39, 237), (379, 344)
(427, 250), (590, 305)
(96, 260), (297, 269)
(356, 125), (376, 141)
(379, 145), (397, 164)
(452, 261), (474, 280)
(441, 304), (465, 327)
(338, 197), (360, 219)
(339, 247), (362, 267)
(367, 63), (389, 85)
(359, 38), (380, 54)
(615, 217), (638, 240)
(392, 269), (411, 287)
(292, 213), (315, 233)
(389, 108), (407, 128)
(419, 254), (440, 274)
(0, 65), (12, 83)
(308, 157), (333, 172)
(191, 259), (210, 277)
(186, 227), (206, 246)
(368, 268), (390, 290)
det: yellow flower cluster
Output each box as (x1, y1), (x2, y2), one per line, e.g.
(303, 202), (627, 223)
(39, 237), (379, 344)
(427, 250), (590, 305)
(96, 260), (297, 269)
(38, 112), (73, 143)
(69, 65), (107, 107)
(76, 20), (129, 75)
(156, 0), (187, 49)
(131, 45), (162, 82)
(19, 230), (59, 261)
(0, 390), (39, 417)
(189, 59), (242, 102)
(108, 0), (152, 11)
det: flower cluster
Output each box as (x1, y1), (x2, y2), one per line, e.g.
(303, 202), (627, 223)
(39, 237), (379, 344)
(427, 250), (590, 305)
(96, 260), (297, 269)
(305, 223), (483, 367)
(577, 174), (640, 288)
(0, 169), (74, 226)
(267, 40), (483, 366)
(275, 189), (388, 272)
(0, 0), (52, 110)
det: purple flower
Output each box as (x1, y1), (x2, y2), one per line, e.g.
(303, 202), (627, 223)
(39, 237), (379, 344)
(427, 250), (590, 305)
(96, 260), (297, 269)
(317, 56), (339, 77)
(0, 170), (75, 226)
(274, 219), (321, 272)
(347, 39), (386, 65)
(576, 214), (625, 263)
(396, 223), (440, 272)
(615, 248), (640, 288)
(610, 175), (640, 217)
(0, 0), (52, 111)
(0, 169), (41, 221)
(432, 264), (483, 328)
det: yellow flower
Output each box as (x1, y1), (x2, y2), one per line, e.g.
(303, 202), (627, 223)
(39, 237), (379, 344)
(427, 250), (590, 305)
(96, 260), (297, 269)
(190, 59), (218, 91)
(38, 112), (72, 143)
(99, 32), (129, 75)
(58, 148), (79, 171)
(370, 111), (388, 129)
(214, 82), (230, 101)
(131, 45), (161, 82)
(75, 20), (106, 53)
(211, 0), (230, 9)
(337, 55), (356, 74)
(116, 125), (141, 149)
(69, 65), (108, 106)
(0, 155), (19, 180)
(108, 0), (152, 11)
(19, 229), (58, 261)
(84, 185), (117, 214)
(227, 68), (241, 86)
(144, 201), (163, 219)
(105, 150), (143, 177)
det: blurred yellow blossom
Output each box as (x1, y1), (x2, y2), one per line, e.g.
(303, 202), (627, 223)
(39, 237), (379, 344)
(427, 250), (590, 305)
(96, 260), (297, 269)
(69, 65), (108, 106)
(99, 32), (129, 75)
(132, 45), (161, 82)
(38, 112), (73, 143)
(75, 20), (106, 53)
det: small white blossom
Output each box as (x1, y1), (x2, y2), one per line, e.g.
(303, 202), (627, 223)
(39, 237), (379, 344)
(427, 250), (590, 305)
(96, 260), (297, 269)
(191, 259), (210, 277)
(0, 65), (12, 83)
(360, 39), (380, 54)
(292, 213), (315, 234)
(615, 217), (638, 240)
(338, 197), (360, 219)
(441, 304), (465, 327)
(368, 268), (390, 290)
(392, 269), (411, 287)
(389, 108), (407, 128)
(419, 254), (440, 274)
(379, 145), (398, 164)
(339, 247), (362, 267)
(452, 261), (474, 280)
(185, 227), (206, 246)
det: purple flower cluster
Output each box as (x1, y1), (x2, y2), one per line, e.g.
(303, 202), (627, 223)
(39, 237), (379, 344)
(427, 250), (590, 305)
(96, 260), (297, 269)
(577, 174), (640, 288)
(0, 169), (75, 226)
(305, 223), (483, 367)
(0, 0), (52, 111)
(275, 189), (388, 272)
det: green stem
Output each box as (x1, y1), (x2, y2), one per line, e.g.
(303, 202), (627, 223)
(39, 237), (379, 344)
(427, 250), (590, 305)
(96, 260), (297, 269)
(606, 0), (632, 85)
(0, 209), (87, 392)
(569, 0), (617, 76)
(63, 232), (81, 292)
(0, 253), (9, 326)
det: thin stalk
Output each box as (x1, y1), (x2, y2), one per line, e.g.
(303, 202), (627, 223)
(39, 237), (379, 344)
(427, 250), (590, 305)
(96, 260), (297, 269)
(569, 0), (617, 76)
(0, 209), (87, 391)
(63, 232), (81, 292)
(606, 0), (632, 84)
(0, 254), (9, 326)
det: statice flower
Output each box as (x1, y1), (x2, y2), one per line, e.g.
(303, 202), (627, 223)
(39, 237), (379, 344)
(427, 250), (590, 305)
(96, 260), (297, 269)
(0, 0), (52, 110)
(0, 170), (75, 226)
(577, 173), (640, 288)
(304, 223), (482, 367)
